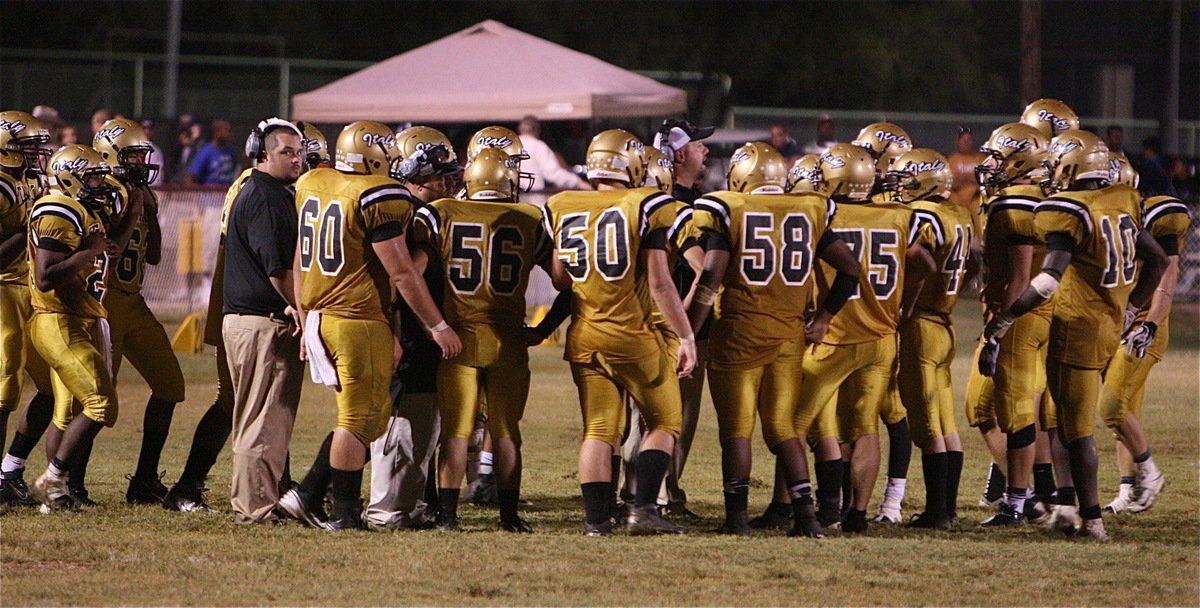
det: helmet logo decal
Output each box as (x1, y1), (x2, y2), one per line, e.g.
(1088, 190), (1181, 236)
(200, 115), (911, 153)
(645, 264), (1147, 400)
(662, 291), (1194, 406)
(730, 150), (752, 164)
(902, 159), (946, 173)
(1037, 110), (1071, 132)
(304, 138), (322, 152)
(476, 135), (513, 149)
(0, 119), (26, 134)
(51, 157), (91, 173)
(362, 133), (396, 148)
(820, 151), (845, 168)
(1048, 140), (1080, 156)
(995, 136), (1030, 151)
(96, 126), (126, 141)
(874, 130), (909, 147)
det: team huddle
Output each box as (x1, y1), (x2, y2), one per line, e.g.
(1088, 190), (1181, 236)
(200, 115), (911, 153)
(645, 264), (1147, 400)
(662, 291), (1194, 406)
(0, 98), (1186, 540)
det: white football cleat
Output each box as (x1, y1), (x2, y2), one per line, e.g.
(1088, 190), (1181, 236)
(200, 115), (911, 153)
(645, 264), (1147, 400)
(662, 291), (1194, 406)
(29, 471), (70, 509)
(1103, 484), (1132, 514)
(872, 503), (902, 524)
(1079, 518), (1109, 542)
(1127, 471), (1165, 513)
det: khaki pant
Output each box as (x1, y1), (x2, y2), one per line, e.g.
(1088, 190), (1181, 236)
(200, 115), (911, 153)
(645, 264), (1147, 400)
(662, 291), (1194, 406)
(368, 391), (441, 528)
(223, 314), (303, 524)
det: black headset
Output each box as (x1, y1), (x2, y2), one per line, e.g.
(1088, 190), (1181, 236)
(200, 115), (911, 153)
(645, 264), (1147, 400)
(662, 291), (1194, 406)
(244, 117), (301, 160)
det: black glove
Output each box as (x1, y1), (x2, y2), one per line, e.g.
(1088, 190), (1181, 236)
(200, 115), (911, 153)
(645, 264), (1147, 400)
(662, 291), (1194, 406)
(978, 335), (1001, 377)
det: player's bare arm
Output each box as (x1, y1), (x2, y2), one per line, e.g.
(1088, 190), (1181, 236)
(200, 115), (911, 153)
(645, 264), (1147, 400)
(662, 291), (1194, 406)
(142, 189), (163, 265)
(373, 233), (461, 359)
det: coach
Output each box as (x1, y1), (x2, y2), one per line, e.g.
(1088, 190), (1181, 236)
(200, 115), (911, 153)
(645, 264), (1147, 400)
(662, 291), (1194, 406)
(221, 119), (305, 524)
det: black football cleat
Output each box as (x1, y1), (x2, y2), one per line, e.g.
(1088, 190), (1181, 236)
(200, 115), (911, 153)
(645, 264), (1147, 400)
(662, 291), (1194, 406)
(163, 482), (214, 513)
(980, 503), (1022, 527)
(0, 475), (39, 508)
(905, 511), (951, 530)
(716, 511), (751, 536)
(841, 509), (869, 533)
(584, 520), (614, 537)
(125, 472), (169, 505)
(628, 505), (685, 536)
(748, 508), (791, 531)
(500, 517), (533, 533)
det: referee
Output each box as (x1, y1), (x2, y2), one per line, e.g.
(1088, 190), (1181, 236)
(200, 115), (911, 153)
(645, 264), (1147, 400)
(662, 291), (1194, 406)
(221, 119), (305, 524)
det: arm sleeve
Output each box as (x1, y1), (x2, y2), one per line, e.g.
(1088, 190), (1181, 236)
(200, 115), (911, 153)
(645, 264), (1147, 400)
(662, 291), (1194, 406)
(1146, 200), (1190, 257)
(360, 183), (414, 237)
(410, 206), (440, 251)
(1036, 198), (1090, 245)
(29, 203), (84, 252)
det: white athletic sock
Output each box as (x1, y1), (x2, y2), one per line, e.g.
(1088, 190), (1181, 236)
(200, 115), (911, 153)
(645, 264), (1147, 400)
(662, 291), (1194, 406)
(883, 477), (906, 506)
(47, 461), (68, 479)
(1136, 457), (1160, 479)
(1003, 489), (1026, 514)
(479, 451), (494, 476)
(1, 454), (26, 476)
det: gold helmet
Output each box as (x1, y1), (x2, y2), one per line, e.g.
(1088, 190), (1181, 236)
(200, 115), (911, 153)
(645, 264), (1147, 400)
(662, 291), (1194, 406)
(585, 129), (646, 187)
(852, 122), (913, 175)
(294, 121), (329, 170)
(335, 120), (400, 176)
(93, 117), (159, 186)
(726, 142), (787, 194)
(976, 122), (1049, 190)
(1020, 99), (1080, 139)
(787, 154), (820, 193)
(1041, 130), (1111, 194)
(463, 148), (519, 202)
(47, 145), (115, 204)
(885, 148), (953, 202)
(816, 143), (875, 201)
(644, 146), (674, 194)
(393, 125), (461, 182)
(0, 110), (51, 173)
(466, 126), (528, 163)
(1109, 152), (1139, 188)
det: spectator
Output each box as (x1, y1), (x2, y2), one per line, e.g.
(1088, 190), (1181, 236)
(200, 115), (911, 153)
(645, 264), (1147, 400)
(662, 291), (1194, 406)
(802, 114), (837, 155)
(767, 123), (803, 162)
(168, 122), (200, 183)
(1106, 125), (1132, 158)
(139, 118), (166, 187)
(1136, 136), (1178, 197)
(188, 119), (239, 186)
(947, 126), (986, 211)
(57, 125), (79, 147)
(517, 115), (590, 191)
(32, 105), (64, 144)
(90, 108), (113, 140)
(1170, 156), (1196, 202)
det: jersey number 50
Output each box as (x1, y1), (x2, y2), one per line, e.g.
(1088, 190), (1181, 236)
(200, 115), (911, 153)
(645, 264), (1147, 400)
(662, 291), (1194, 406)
(557, 209), (630, 282)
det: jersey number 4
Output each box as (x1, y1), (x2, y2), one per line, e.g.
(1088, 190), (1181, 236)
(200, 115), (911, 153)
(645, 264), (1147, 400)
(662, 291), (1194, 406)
(447, 223), (525, 295)
(299, 197), (345, 276)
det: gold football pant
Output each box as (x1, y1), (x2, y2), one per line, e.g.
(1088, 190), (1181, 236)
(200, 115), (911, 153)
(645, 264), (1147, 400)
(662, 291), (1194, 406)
(107, 290), (186, 403)
(0, 282), (52, 411)
(1046, 357), (1101, 443)
(31, 312), (117, 430)
(964, 312), (1050, 432)
(708, 335), (805, 448)
(898, 318), (957, 450)
(319, 315), (394, 446)
(438, 327), (530, 443)
(794, 336), (896, 444)
(1099, 348), (1160, 432)
(570, 351), (682, 449)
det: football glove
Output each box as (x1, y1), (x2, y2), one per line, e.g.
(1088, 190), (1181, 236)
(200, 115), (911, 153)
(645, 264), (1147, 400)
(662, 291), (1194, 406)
(1121, 321), (1157, 359)
(1122, 304), (1140, 335)
(978, 335), (1002, 377)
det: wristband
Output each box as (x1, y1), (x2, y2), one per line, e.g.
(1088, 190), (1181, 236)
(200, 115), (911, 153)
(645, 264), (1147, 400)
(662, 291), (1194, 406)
(694, 284), (717, 307)
(680, 334), (696, 344)
(428, 320), (450, 333)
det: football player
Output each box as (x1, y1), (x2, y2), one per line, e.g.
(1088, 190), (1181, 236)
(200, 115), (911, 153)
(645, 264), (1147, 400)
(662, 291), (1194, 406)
(364, 125), (462, 530)
(688, 142), (859, 536)
(979, 130), (1167, 540)
(1099, 155), (1184, 514)
(793, 143), (936, 533)
(278, 121), (461, 530)
(26, 145), (125, 511)
(410, 148), (548, 532)
(0, 111), (56, 508)
(969, 122), (1057, 526)
(89, 118), (186, 504)
(853, 122), (917, 524)
(884, 148), (975, 529)
(294, 121), (332, 171)
(543, 128), (696, 536)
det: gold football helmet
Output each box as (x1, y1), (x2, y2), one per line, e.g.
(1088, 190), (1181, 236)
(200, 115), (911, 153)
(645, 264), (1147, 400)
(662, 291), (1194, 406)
(294, 121), (330, 170)
(48, 145), (115, 204)
(1020, 99), (1080, 139)
(816, 143), (875, 201)
(644, 146), (674, 194)
(93, 118), (159, 186)
(0, 110), (51, 174)
(976, 122), (1049, 190)
(1109, 152), (1139, 188)
(586, 129), (646, 187)
(336, 120), (400, 176)
(885, 148), (953, 202)
(1041, 130), (1110, 194)
(726, 142), (787, 194)
(466, 126), (533, 191)
(787, 154), (820, 193)
(852, 122), (913, 175)
(394, 125), (461, 182)
(463, 148), (518, 202)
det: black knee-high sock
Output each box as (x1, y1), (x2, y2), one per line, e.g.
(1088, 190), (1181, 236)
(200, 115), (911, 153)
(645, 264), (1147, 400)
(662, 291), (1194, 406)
(581, 481), (610, 526)
(498, 489), (520, 522)
(177, 400), (233, 486)
(9, 393), (54, 459)
(438, 487), (460, 522)
(922, 452), (949, 518)
(329, 466), (364, 520)
(886, 418), (912, 479)
(840, 460), (853, 512)
(68, 435), (96, 493)
(814, 459), (842, 518)
(634, 449), (670, 508)
(135, 396), (176, 479)
(945, 451), (963, 518)
(1033, 463), (1055, 503)
(985, 462), (1006, 501)
(723, 478), (749, 519)
(297, 432), (335, 501)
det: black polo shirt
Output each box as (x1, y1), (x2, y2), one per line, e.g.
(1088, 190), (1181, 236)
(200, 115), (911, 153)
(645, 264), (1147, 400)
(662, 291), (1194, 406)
(223, 169), (297, 316)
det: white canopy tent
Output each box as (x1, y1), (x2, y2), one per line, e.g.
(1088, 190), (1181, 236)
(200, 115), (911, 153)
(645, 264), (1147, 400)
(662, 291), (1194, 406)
(291, 20), (687, 123)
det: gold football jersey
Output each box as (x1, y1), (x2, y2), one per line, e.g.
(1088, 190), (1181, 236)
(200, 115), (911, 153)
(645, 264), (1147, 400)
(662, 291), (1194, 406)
(27, 193), (108, 318)
(692, 190), (835, 369)
(544, 187), (687, 363)
(103, 176), (158, 294)
(1140, 195), (1191, 359)
(634, 208), (698, 335)
(294, 167), (414, 323)
(980, 184), (1051, 317)
(204, 168), (255, 345)
(818, 200), (933, 345)
(910, 199), (975, 321)
(0, 172), (30, 284)
(1036, 186), (1143, 368)
(411, 198), (550, 330)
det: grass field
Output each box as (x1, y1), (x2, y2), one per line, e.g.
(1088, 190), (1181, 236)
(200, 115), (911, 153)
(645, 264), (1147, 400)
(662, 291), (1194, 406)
(2, 303), (1198, 606)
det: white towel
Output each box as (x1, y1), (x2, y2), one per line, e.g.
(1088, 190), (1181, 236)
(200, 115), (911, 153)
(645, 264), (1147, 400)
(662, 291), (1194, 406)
(304, 311), (339, 387)
(97, 318), (113, 377)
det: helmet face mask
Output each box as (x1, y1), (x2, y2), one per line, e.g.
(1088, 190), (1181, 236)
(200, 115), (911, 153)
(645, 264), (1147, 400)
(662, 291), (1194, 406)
(886, 148), (953, 203)
(293, 121), (330, 171)
(1, 111), (52, 177)
(49, 145), (115, 207)
(94, 118), (160, 186)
